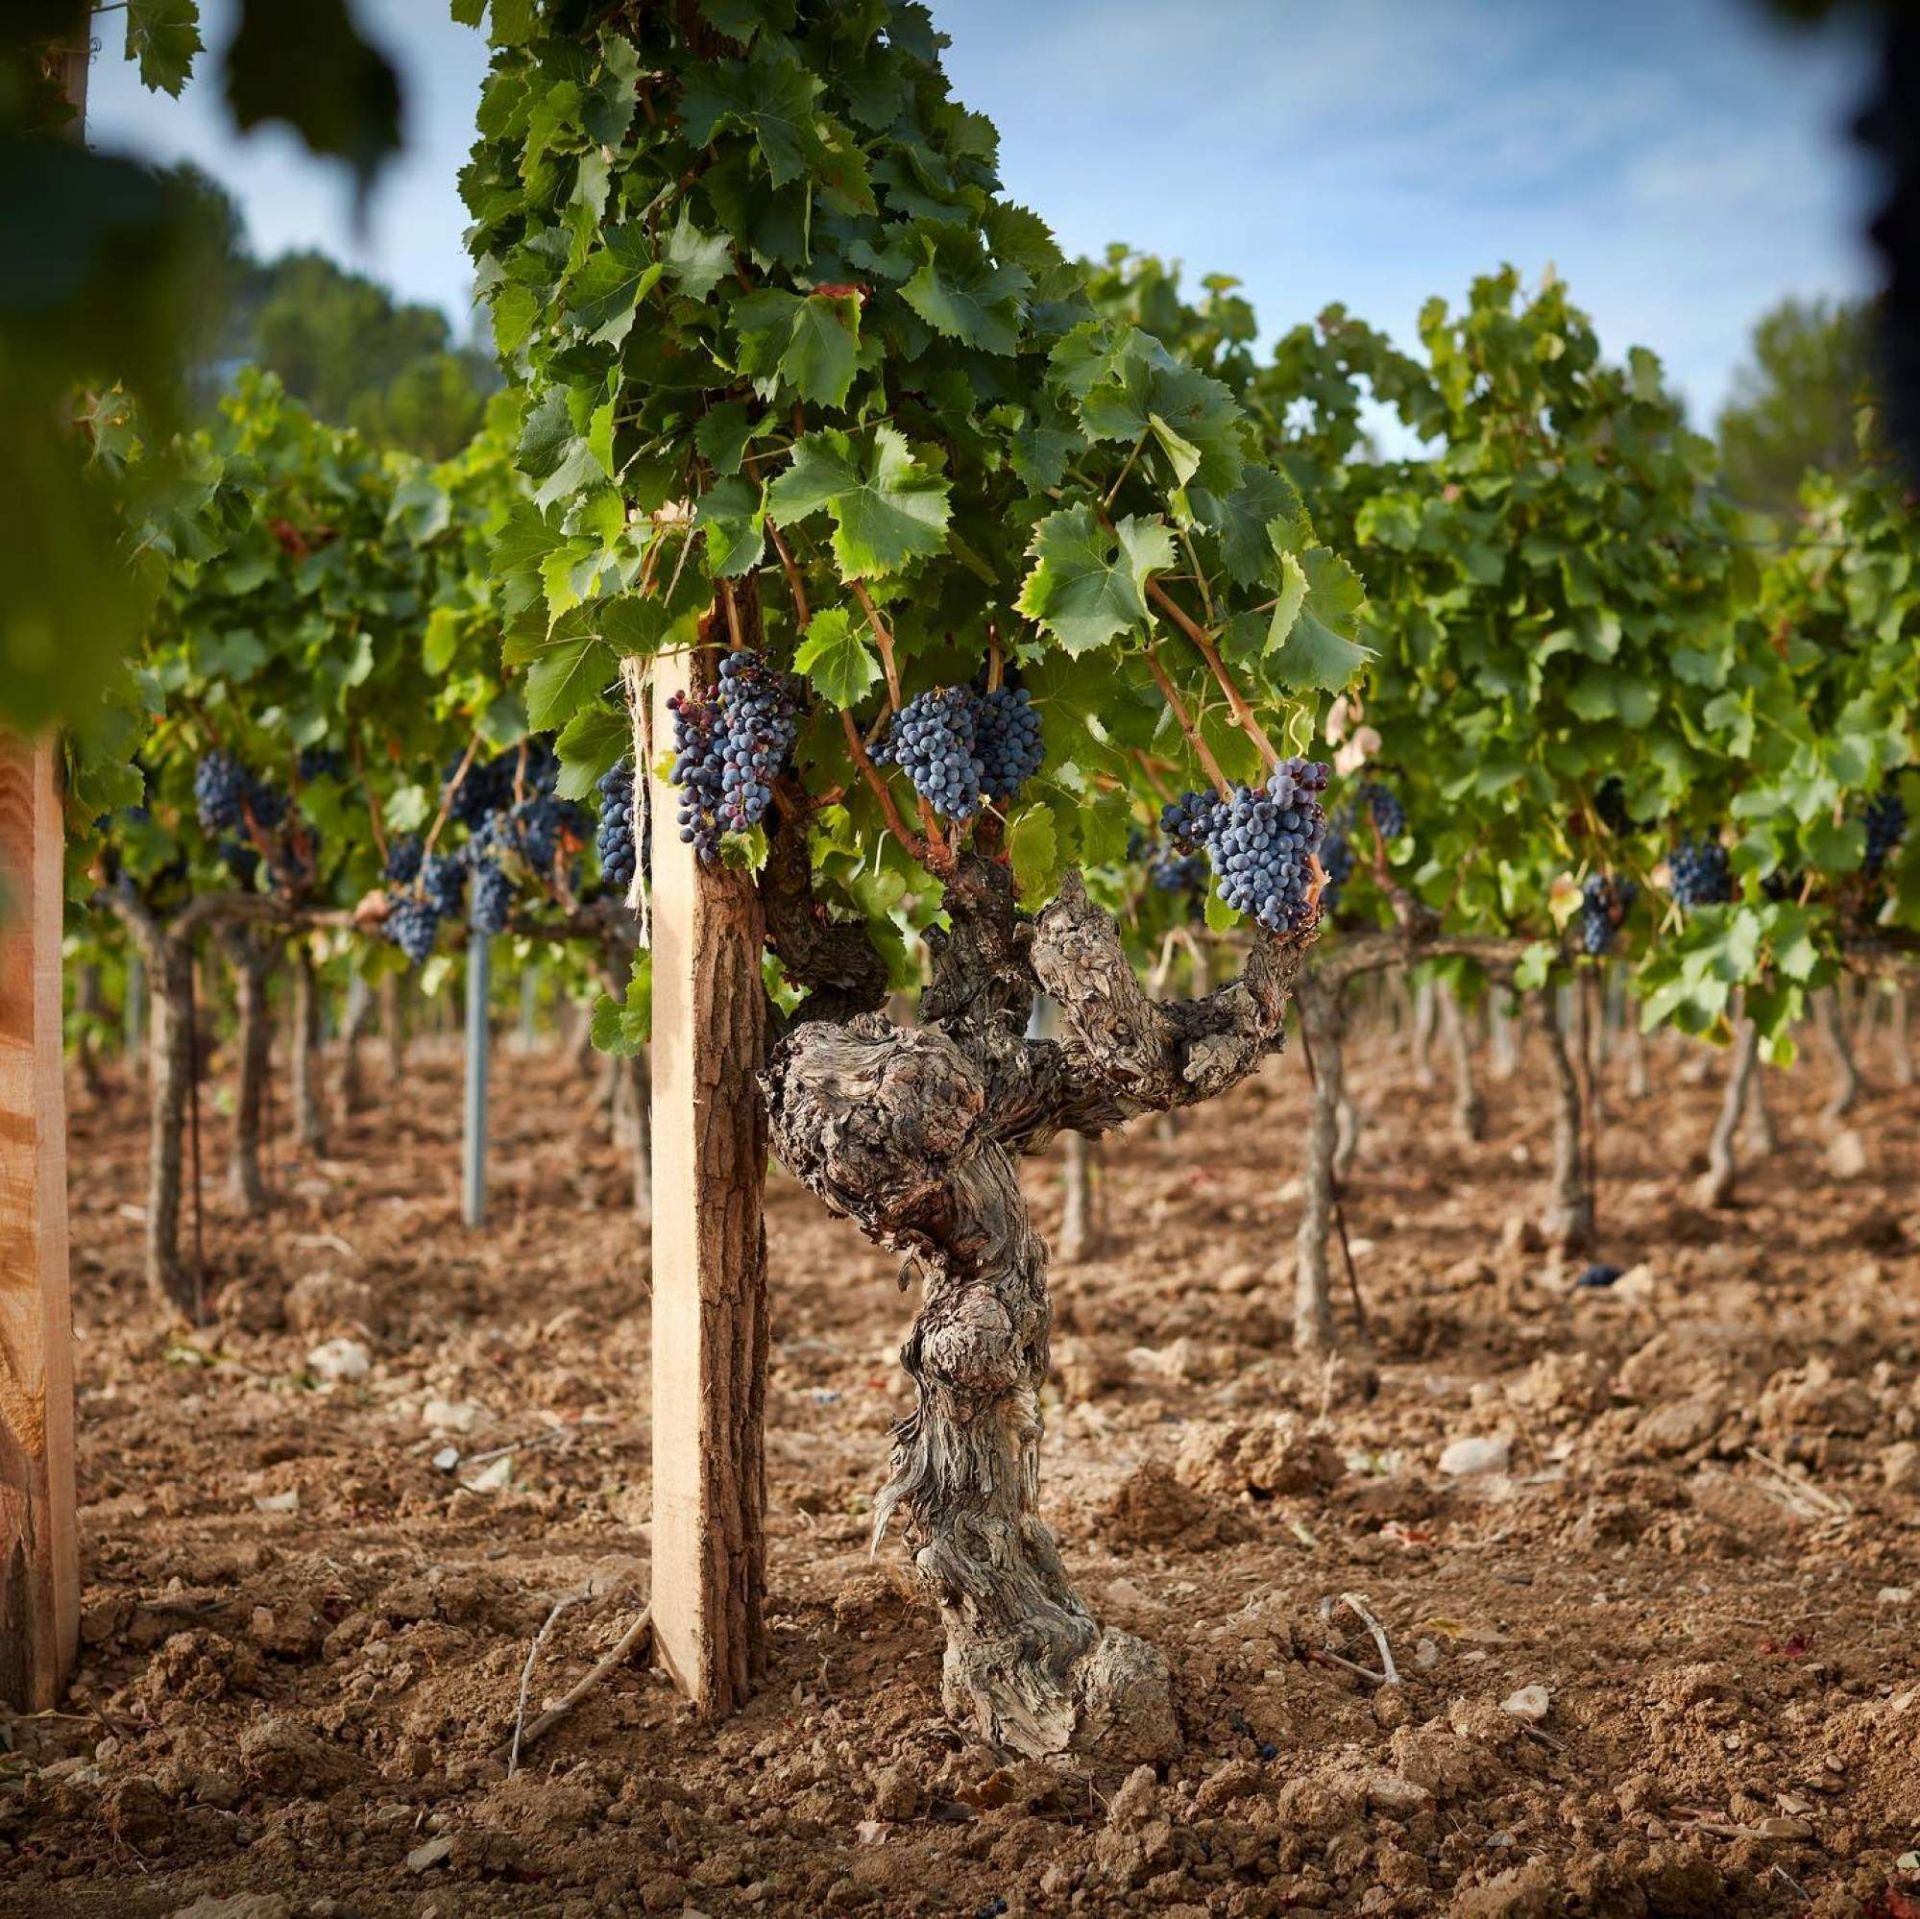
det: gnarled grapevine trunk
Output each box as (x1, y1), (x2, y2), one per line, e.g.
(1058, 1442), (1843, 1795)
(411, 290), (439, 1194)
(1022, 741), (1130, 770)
(761, 861), (1306, 1761)
(1057, 1132), (1097, 1262)
(73, 964), (105, 1101)
(291, 942), (326, 1154)
(1488, 987), (1519, 1079)
(1408, 975), (1439, 1088)
(380, 972), (406, 1086)
(1536, 988), (1594, 1252)
(1889, 983), (1915, 1089)
(226, 932), (275, 1216)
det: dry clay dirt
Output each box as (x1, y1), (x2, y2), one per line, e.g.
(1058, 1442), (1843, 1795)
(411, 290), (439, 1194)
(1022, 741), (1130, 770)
(4, 1007), (1918, 1919)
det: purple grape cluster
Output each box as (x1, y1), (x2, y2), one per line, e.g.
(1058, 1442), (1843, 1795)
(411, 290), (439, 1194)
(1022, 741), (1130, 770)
(1162, 758), (1332, 934)
(669, 692), (726, 864)
(872, 683), (1048, 822)
(1160, 788), (1224, 854)
(383, 896), (440, 966)
(296, 746), (346, 783)
(975, 685), (1044, 801)
(596, 759), (637, 893)
(193, 752), (250, 832)
(667, 651), (800, 862)
(442, 750), (515, 829)
(1361, 780), (1406, 842)
(1579, 873), (1638, 956)
(716, 651), (798, 832)
(420, 852), (466, 917)
(1669, 834), (1731, 907)
(470, 857), (512, 935)
(1147, 844), (1207, 895)
(1319, 811), (1355, 912)
(384, 835), (424, 886)
(1594, 778), (1634, 836)
(1864, 786), (1907, 875)
(874, 686), (984, 820)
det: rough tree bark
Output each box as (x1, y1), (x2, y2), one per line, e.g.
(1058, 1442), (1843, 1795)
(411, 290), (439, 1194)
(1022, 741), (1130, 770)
(1699, 1016), (1760, 1207)
(1439, 985), (1485, 1144)
(1536, 988), (1594, 1252)
(291, 942), (326, 1155)
(1741, 1037), (1776, 1156)
(761, 856), (1308, 1762)
(1332, 1085), (1361, 1182)
(226, 932), (275, 1216)
(1292, 975), (1343, 1355)
(1815, 986), (1862, 1121)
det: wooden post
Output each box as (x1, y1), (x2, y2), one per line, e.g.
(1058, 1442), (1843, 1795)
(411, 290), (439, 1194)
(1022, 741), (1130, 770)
(645, 654), (768, 1713)
(0, 737), (81, 1710)
(462, 932), (491, 1229)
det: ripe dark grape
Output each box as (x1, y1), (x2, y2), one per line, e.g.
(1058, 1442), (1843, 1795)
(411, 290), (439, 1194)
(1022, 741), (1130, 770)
(975, 685), (1044, 801)
(1580, 873), (1623, 955)
(218, 838), (260, 887)
(1160, 789), (1223, 854)
(503, 794), (588, 873)
(420, 851), (466, 917)
(443, 751), (512, 829)
(194, 752), (248, 832)
(874, 686), (985, 821)
(385, 835), (424, 886)
(716, 650), (798, 832)
(1197, 756), (1332, 934)
(1320, 811), (1355, 911)
(1763, 868), (1804, 904)
(470, 857), (512, 935)
(1669, 834), (1731, 907)
(1864, 786), (1907, 874)
(669, 692), (726, 864)
(383, 896), (440, 966)
(1361, 780), (1406, 843)
(244, 777), (289, 831)
(1147, 844), (1207, 894)
(1594, 778), (1634, 836)
(596, 759), (638, 893)
(296, 746), (345, 783)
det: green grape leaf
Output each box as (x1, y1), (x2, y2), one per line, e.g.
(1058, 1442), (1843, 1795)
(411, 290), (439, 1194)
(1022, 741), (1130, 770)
(567, 225), (662, 346)
(1016, 505), (1173, 656)
(126, 0), (204, 96)
(1008, 804), (1060, 910)
(794, 606), (881, 707)
(901, 227), (1031, 356)
(765, 426), (952, 578)
(733, 287), (862, 407)
(524, 630), (616, 731)
(679, 44), (825, 189)
(695, 476), (767, 578)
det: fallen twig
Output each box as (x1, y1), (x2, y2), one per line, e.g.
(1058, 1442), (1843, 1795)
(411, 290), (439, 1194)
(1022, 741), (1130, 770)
(1745, 1446), (1855, 1519)
(501, 1605), (653, 1768)
(1335, 1591), (1402, 1686)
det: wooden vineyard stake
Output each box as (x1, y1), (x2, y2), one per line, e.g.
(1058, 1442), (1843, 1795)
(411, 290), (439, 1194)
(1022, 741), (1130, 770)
(644, 652), (769, 1712)
(0, 736), (81, 1710)
(462, 932), (491, 1229)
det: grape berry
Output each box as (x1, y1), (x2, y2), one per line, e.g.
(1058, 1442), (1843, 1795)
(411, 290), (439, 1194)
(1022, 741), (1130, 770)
(1669, 834), (1731, 907)
(1361, 780), (1406, 843)
(596, 759), (638, 894)
(1864, 786), (1907, 875)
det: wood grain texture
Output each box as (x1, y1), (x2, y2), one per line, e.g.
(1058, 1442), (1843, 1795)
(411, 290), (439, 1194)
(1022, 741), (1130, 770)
(0, 737), (79, 1709)
(647, 653), (768, 1713)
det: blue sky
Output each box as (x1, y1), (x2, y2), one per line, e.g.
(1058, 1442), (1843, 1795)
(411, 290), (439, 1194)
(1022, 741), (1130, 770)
(85, 0), (1878, 427)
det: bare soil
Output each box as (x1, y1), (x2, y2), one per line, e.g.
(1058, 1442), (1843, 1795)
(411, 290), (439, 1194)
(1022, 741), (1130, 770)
(4, 1014), (1917, 1918)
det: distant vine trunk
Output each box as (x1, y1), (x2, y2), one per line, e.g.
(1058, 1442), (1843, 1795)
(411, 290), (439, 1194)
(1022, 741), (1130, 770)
(1293, 976), (1343, 1355)
(1621, 1009), (1650, 1100)
(1537, 988), (1593, 1251)
(291, 943), (325, 1154)
(1332, 1085), (1361, 1181)
(1699, 1016), (1760, 1207)
(227, 932), (274, 1216)
(1440, 985), (1485, 1144)
(1409, 976), (1439, 1088)
(1488, 988), (1519, 1079)
(1890, 984), (1915, 1089)
(74, 964), (105, 1100)
(1815, 987), (1862, 1121)
(1741, 1038), (1776, 1155)
(380, 973), (407, 1085)
(335, 968), (371, 1114)
(110, 897), (199, 1316)
(761, 856), (1308, 1762)
(1057, 1133), (1097, 1262)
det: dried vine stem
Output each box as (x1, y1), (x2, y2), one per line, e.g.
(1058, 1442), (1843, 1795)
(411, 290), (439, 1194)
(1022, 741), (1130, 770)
(761, 857), (1310, 1761)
